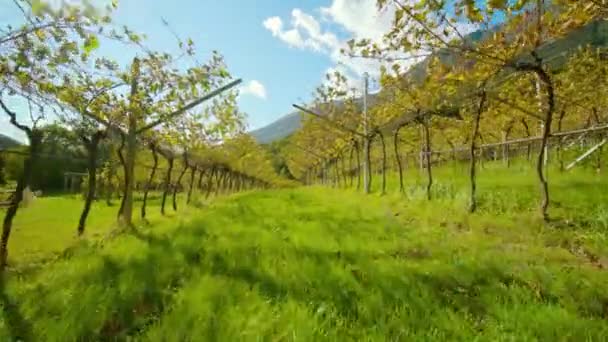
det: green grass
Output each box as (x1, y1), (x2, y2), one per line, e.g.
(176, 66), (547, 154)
(1, 192), (197, 270)
(1, 163), (608, 341)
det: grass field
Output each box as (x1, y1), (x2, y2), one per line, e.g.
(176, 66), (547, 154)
(1, 162), (608, 340)
(1, 192), (197, 271)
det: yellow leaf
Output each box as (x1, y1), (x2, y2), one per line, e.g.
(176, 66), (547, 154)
(34, 29), (45, 40)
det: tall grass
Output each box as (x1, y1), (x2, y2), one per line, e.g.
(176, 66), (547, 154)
(0, 164), (607, 340)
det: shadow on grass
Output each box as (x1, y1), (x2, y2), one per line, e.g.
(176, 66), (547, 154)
(10, 207), (608, 340)
(199, 246), (554, 324)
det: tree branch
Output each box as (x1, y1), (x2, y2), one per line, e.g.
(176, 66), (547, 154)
(137, 78), (242, 134)
(392, 0), (507, 66)
(487, 92), (544, 121)
(83, 82), (127, 112)
(0, 98), (32, 135)
(292, 104), (366, 138)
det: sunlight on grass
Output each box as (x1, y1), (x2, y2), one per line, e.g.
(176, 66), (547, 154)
(0, 164), (607, 340)
(2, 193), (197, 269)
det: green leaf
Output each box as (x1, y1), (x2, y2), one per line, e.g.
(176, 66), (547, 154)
(83, 35), (100, 54)
(128, 33), (141, 43)
(31, 0), (45, 15)
(395, 9), (404, 23)
(488, 0), (507, 10)
(218, 68), (230, 78)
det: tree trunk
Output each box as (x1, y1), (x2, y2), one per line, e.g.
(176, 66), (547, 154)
(393, 127), (404, 193)
(227, 174), (234, 193)
(329, 161), (339, 188)
(532, 68), (555, 222)
(505, 140), (511, 168)
(117, 134), (128, 218)
(205, 168), (216, 199)
(235, 174), (242, 192)
(592, 108), (602, 174)
(187, 167), (196, 204)
(348, 145), (355, 188)
(469, 91), (486, 213)
(521, 119), (532, 161)
(598, 142), (603, 174)
(556, 110), (566, 172)
(173, 162), (188, 211)
(78, 131), (105, 235)
(222, 172), (230, 193)
(105, 162), (114, 206)
(339, 155), (347, 189)
(379, 132), (387, 195)
(141, 143), (158, 219)
(119, 58), (140, 227)
(355, 141), (361, 191)
(120, 120), (137, 226)
(215, 170), (225, 196)
(363, 136), (372, 194)
(0, 130), (41, 271)
(501, 131), (508, 166)
(161, 157), (174, 215)
(197, 168), (205, 190)
(334, 160), (341, 188)
(422, 119), (432, 201)
(321, 161), (327, 185)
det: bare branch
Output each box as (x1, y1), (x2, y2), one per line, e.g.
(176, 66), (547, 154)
(391, 0), (507, 66)
(487, 92), (544, 121)
(347, 52), (433, 62)
(293, 104), (366, 138)
(0, 98), (32, 135)
(83, 82), (127, 112)
(137, 78), (242, 134)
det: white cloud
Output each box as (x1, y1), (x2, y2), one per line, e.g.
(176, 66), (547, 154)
(263, 10), (339, 52)
(240, 80), (267, 100)
(263, 0), (479, 86)
(320, 0), (393, 42)
(39, 0), (113, 12)
(262, 1), (399, 83)
(263, 16), (283, 35)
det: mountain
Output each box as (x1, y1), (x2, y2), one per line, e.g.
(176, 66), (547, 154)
(251, 20), (608, 144)
(0, 133), (22, 150)
(250, 111), (303, 144)
(250, 94), (381, 144)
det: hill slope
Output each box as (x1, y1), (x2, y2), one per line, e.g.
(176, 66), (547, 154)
(250, 111), (302, 144)
(0, 133), (22, 149)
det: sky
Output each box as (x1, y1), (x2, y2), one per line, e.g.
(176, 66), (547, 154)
(1, 0), (407, 142)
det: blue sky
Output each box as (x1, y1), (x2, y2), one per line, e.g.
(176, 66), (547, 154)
(1, 0), (489, 143)
(2, 0), (406, 142)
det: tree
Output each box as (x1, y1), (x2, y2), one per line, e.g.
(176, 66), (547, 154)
(51, 60), (125, 234)
(0, 0), (111, 270)
(352, 0), (598, 220)
(80, 45), (241, 226)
